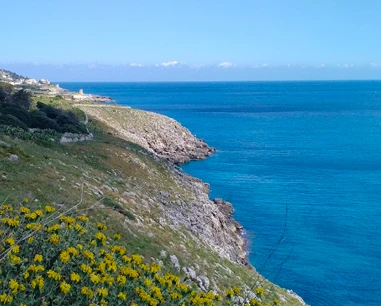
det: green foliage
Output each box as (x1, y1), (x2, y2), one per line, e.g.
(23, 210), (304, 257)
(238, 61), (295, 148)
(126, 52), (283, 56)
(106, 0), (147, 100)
(30, 115), (61, 131)
(36, 102), (63, 119)
(0, 125), (59, 142)
(0, 114), (28, 130)
(11, 89), (32, 109)
(0, 82), (14, 103)
(0, 103), (31, 125)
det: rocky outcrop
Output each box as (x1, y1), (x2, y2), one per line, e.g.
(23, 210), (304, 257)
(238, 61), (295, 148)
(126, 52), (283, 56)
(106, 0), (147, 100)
(76, 105), (216, 164)
(60, 132), (93, 143)
(158, 166), (248, 264)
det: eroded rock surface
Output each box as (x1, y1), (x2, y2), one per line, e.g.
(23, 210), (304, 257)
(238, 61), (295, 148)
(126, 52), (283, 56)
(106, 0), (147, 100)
(77, 105), (215, 164)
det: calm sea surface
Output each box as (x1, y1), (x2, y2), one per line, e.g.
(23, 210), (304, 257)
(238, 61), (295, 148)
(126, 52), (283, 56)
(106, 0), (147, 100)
(61, 81), (381, 306)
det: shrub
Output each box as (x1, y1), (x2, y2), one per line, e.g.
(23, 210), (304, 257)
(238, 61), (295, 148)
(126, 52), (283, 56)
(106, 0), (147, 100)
(11, 89), (32, 109)
(37, 102), (63, 119)
(0, 103), (31, 125)
(29, 110), (47, 118)
(0, 125), (59, 142)
(0, 114), (28, 130)
(0, 82), (14, 103)
(30, 115), (61, 132)
(61, 124), (83, 134)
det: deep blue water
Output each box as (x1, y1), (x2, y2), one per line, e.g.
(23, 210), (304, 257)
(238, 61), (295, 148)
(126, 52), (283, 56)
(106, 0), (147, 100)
(61, 81), (381, 306)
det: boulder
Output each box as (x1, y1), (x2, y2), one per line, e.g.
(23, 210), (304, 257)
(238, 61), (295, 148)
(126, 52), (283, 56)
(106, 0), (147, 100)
(8, 154), (18, 162)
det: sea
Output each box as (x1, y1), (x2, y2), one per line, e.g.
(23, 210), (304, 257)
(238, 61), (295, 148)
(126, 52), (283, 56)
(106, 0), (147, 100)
(61, 81), (381, 306)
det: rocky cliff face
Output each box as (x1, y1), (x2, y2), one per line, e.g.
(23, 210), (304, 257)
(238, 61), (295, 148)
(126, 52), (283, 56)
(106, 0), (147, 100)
(76, 105), (216, 164)
(161, 165), (248, 264)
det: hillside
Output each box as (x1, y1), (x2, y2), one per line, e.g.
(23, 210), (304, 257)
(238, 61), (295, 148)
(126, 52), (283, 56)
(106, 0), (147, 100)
(0, 85), (306, 305)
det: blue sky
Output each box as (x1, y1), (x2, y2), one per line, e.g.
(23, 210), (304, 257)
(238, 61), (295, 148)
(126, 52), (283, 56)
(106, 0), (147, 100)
(2, 0), (381, 81)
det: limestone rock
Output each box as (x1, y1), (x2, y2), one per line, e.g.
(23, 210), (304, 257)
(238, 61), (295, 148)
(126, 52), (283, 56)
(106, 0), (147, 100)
(8, 154), (18, 162)
(169, 254), (180, 271)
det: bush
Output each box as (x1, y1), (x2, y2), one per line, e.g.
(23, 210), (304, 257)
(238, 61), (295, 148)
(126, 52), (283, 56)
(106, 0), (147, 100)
(29, 110), (47, 118)
(30, 115), (61, 132)
(0, 82), (14, 103)
(60, 124), (83, 134)
(0, 103), (31, 125)
(0, 114), (28, 130)
(37, 102), (63, 119)
(11, 89), (32, 109)
(0, 125), (59, 142)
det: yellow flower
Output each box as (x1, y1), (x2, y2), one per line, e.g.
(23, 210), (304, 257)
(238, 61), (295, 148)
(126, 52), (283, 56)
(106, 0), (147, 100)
(97, 222), (107, 230)
(81, 264), (93, 274)
(113, 233), (121, 240)
(0, 293), (13, 304)
(255, 287), (264, 297)
(9, 279), (19, 294)
(11, 245), (20, 253)
(75, 223), (85, 234)
(24, 197), (29, 203)
(46, 224), (61, 233)
(5, 237), (15, 246)
(9, 253), (22, 265)
(83, 250), (95, 261)
(132, 254), (143, 265)
(70, 272), (81, 283)
(25, 212), (37, 220)
(90, 273), (101, 284)
(47, 270), (62, 281)
(35, 209), (44, 217)
(34, 254), (43, 262)
(27, 264), (44, 273)
(20, 206), (30, 214)
(81, 287), (94, 299)
(31, 275), (44, 290)
(67, 247), (79, 256)
(117, 292), (127, 300)
(100, 299), (107, 306)
(60, 281), (71, 294)
(27, 236), (34, 244)
(95, 232), (107, 243)
(144, 279), (153, 287)
(77, 215), (89, 222)
(59, 250), (70, 263)
(97, 287), (108, 297)
(170, 292), (183, 300)
(117, 275), (126, 286)
(44, 205), (56, 213)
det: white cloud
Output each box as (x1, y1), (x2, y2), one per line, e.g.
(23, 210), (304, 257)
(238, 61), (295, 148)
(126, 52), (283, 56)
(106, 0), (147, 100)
(160, 61), (179, 67)
(336, 63), (354, 69)
(370, 63), (381, 68)
(218, 62), (234, 68)
(130, 63), (143, 67)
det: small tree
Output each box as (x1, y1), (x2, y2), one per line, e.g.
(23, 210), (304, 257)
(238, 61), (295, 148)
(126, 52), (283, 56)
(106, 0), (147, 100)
(0, 82), (14, 103)
(11, 89), (32, 109)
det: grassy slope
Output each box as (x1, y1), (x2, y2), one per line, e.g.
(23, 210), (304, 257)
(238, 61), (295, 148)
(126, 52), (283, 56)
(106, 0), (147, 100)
(0, 97), (305, 305)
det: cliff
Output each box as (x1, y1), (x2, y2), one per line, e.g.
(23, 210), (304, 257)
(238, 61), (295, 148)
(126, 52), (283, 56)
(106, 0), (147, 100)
(75, 104), (215, 164)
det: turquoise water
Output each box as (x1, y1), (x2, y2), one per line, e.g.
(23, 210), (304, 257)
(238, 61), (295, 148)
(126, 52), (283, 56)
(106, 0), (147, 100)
(61, 81), (381, 305)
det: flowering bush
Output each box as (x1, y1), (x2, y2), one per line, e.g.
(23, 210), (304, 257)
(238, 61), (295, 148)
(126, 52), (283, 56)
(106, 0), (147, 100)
(0, 199), (280, 306)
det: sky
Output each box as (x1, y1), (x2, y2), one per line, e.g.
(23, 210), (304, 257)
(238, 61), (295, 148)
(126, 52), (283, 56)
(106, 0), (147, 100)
(2, 0), (381, 81)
